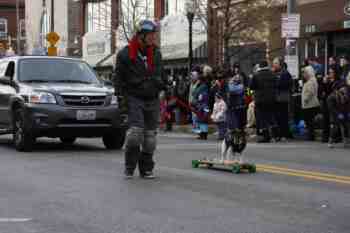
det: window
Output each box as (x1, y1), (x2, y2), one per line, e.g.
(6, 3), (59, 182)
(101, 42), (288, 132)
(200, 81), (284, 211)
(0, 18), (8, 39)
(19, 59), (99, 84)
(305, 24), (317, 34)
(86, 0), (112, 33)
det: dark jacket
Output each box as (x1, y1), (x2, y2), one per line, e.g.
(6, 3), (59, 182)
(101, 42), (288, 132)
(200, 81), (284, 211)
(250, 68), (277, 106)
(276, 69), (292, 103)
(115, 46), (164, 100)
(192, 81), (209, 123)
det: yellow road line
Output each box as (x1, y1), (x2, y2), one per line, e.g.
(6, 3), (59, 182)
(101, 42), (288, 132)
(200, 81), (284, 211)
(257, 164), (350, 181)
(257, 167), (350, 185)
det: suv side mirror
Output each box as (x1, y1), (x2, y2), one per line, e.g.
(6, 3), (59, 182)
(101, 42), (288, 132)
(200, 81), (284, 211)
(103, 79), (113, 87)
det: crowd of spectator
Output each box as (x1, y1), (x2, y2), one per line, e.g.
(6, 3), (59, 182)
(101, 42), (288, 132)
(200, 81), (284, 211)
(160, 55), (350, 148)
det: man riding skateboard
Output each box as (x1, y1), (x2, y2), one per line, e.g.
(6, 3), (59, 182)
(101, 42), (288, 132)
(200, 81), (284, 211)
(115, 20), (164, 179)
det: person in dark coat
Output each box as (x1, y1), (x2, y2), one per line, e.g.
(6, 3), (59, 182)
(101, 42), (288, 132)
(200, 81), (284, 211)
(327, 68), (349, 147)
(115, 20), (164, 179)
(340, 55), (350, 81)
(209, 67), (226, 112)
(232, 62), (249, 89)
(273, 58), (293, 141)
(250, 61), (278, 143)
(319, 67), (341, 142)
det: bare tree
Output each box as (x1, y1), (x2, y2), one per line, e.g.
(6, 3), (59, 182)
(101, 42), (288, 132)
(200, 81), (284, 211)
(195, 0), (284, 66)
(118, 0), (149, 43)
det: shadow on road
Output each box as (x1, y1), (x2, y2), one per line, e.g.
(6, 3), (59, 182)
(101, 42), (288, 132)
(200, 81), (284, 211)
(0, 136), (119, 154)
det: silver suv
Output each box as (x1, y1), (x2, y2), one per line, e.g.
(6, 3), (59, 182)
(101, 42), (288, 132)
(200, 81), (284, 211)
(0, 56), (126, 152)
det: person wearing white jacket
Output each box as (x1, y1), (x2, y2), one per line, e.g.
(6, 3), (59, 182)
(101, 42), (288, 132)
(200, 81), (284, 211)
(302, 66), (320, 140)
(211, 93), (227, 140)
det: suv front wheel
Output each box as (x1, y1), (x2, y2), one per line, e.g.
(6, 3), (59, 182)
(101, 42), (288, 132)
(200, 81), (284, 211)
(13, 108), (35, 152)
(102, 129), (126, 150)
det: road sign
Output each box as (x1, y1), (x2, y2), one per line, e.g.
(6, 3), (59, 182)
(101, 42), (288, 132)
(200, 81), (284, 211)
(46, 32), (60, 45)
(281, 14), (300, 38)
(285, 55), (299, 79)
(47, 46), (57, 56)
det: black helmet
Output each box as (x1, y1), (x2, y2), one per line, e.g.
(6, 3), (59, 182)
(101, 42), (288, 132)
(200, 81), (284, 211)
(136, 20), (159, 34)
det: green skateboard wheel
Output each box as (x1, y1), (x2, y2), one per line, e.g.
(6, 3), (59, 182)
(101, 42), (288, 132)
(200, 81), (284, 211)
(232, 164), (241, 174)
(192, 160), (200, 168)
(249, 164), (256, 173)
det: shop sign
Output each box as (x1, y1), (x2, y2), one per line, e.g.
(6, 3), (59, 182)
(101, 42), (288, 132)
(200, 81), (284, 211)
(281, 14), (301, 38)
(285, 55), (299, 79)
(83, 32), (111, 67)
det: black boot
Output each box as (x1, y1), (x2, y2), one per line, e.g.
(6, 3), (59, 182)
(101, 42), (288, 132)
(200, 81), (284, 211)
(257, 129), (270, 143)
(270, 126), (280, 142)
(139, 152), (155, 178)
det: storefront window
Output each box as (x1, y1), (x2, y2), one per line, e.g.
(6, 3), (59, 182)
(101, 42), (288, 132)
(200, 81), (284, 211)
(0, 18), (8, 39)
(317, 39), (326, 59)
(307, 40), (315, 58)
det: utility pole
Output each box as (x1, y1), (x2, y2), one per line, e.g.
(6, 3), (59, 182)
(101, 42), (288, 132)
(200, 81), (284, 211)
(47, 0), (59, 56)
(287, 0), (296, 14)
(284, 0), (299, 79)
(16, 0), (20, 55)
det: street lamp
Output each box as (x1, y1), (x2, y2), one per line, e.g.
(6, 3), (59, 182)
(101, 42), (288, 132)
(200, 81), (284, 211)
(185, 0), (195, 73)
(216, 10), (225, 67)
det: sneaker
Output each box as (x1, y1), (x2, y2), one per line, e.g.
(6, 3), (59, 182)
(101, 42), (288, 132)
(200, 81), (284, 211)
(124, 170), (134, 179)
(280, 137), (288, 143)
(140, 171), (156, 179)
(328, 142), (334, 149)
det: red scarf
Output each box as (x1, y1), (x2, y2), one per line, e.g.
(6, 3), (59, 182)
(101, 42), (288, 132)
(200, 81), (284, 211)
(128, 36), (154, 73)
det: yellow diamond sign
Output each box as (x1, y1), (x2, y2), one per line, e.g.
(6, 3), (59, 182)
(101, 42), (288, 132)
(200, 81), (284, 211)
(46, 32), (60, 46)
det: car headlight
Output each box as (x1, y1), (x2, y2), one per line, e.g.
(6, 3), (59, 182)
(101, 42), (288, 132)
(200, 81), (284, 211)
(29, 92), (57, 104)
(110, 95), (118, 106)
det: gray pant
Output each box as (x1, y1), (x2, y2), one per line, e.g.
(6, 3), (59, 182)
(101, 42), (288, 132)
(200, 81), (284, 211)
(125, 95), (160, 174)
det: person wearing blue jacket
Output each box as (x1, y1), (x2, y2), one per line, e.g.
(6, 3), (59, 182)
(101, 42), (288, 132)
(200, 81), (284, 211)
(225, 72), (246, 131)
(192, 66), (211, 140)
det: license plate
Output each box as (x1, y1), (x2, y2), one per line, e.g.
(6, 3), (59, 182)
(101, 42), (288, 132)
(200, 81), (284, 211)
(76, 110), (96, 121)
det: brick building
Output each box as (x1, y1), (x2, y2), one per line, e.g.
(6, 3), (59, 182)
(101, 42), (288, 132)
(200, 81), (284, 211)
(298, 0), (350, 67)
(0, 0), (25, 55)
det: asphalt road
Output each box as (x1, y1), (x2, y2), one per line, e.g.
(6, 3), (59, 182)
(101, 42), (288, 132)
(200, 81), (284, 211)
(0, 133), (349, 233)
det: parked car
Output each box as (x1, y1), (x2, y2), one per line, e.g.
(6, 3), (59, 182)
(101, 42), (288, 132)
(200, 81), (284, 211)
(0, 56), (127, 152)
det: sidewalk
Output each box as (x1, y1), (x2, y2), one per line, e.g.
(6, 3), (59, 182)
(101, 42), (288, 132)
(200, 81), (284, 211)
(160, 124), (323, 142)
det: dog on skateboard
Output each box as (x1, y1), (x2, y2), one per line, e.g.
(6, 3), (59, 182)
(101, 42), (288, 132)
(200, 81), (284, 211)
(221, 129), (247, 163)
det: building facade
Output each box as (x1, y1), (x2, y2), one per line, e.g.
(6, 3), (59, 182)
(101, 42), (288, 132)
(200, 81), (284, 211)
(25, 0), (81, 57)
(0, 0), (25, 56)
(298, 0), (350, 66)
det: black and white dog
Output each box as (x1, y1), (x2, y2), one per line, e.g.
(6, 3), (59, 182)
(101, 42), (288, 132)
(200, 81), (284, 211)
(221, 129), (247, 163)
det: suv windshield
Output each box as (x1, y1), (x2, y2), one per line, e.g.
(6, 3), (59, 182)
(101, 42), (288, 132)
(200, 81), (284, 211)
(18, 59), (100, 84)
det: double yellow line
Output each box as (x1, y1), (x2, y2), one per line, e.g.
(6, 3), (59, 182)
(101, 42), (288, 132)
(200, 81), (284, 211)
(257, 164), (350, 185)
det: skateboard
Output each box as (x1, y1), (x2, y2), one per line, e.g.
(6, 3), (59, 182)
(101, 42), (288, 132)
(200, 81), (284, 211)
(192, 159), (256, 174)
